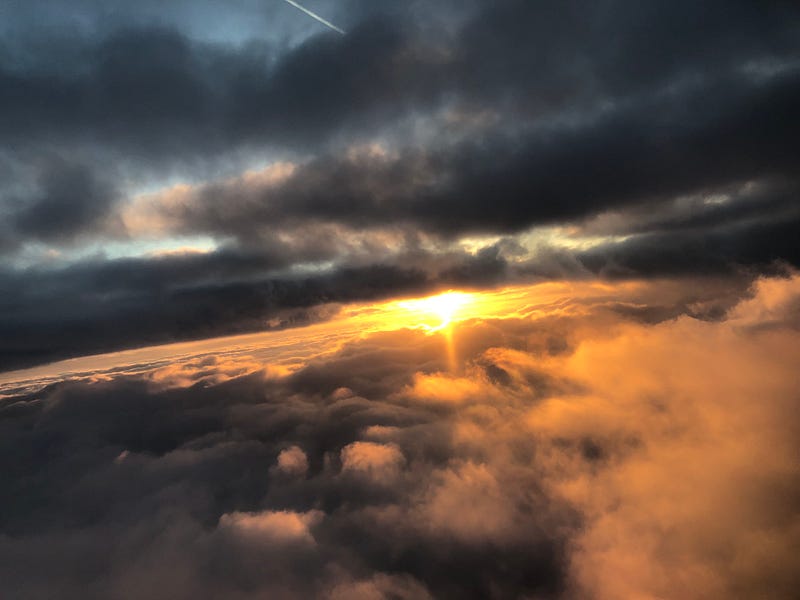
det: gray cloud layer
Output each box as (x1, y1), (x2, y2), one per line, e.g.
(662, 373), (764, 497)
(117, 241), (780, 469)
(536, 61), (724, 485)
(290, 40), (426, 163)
(1, 0), (799, 369)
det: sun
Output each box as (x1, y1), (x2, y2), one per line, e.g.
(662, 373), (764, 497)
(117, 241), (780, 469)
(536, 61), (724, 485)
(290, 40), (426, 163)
(397, 291), (473, 331)
(421, 292), (469, 326)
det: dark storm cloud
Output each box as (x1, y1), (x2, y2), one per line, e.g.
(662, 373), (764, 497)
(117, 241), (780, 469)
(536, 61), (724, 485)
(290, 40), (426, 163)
(580, 179), (800, 238)
(9, 158), (118, 244)
(574, 179), (800, 277)
(6, 4), (800, 205)
(161, 67), (800, 238)
(2, 0), (797, 168)
(0, 19), (431, 165)
(469, 0), (799, 99)
(1, 0), (800, 366)
(579, 215), (800, 278)
(0, 251), (434, 371)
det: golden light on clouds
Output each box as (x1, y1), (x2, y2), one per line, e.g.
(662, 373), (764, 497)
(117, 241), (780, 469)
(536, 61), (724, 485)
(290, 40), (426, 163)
(1, 274), (799, 598)
(0, 280), (649, 392)
(395, 291), (474, 332)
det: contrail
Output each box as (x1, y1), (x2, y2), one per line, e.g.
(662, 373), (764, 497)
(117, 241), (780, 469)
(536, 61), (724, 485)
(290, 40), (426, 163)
(281, 0), (345, 34)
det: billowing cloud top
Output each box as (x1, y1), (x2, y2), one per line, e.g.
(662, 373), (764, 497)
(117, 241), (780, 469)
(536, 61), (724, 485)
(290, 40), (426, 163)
(2, 273), (800, 598)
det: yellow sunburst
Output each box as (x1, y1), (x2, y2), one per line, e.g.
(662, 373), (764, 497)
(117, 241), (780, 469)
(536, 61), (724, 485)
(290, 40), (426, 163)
(396, 291), (473, 332)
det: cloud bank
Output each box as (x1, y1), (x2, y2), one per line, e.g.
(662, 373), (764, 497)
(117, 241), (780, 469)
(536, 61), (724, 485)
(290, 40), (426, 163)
(1, 274), (798, 598)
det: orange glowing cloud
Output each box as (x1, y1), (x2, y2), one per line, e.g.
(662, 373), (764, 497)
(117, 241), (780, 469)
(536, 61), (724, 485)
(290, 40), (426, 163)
(218, 509), (322, 546)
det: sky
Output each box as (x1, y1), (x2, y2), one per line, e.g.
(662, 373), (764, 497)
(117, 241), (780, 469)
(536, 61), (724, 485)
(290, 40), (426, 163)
(1, 1), (799, 598)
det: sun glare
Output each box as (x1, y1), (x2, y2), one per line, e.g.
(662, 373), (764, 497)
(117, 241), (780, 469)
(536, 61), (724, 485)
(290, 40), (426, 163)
(397, 291), (473, 331)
